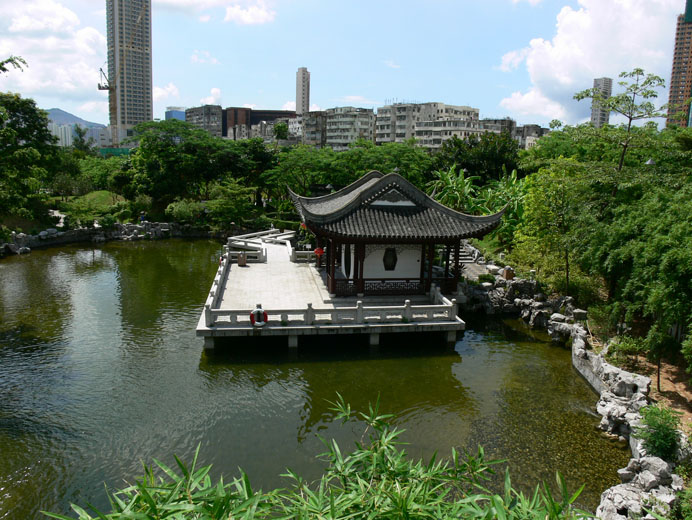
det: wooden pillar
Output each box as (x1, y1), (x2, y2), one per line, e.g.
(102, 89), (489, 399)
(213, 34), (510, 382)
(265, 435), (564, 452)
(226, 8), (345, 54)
(453, 241), (461, 286)
(361, 244), (365, 290)
(329, 239), (337, 294)
(426, 243), (434, 293)
(344, 243), (352, 279)
(419, 244), (426, 281)
(444, 244), (451, 279)
(316, 236), (323, 268)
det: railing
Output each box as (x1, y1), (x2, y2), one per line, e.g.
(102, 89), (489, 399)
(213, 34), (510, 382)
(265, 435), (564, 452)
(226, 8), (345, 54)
(332, 277), (426, 296)
(203, 284), (458, 328)
(224, 246), (267, 263)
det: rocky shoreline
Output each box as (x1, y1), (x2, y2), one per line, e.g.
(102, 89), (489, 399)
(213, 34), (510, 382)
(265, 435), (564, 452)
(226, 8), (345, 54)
(457, 272), (688, 519)
(0, 222), (222, 257)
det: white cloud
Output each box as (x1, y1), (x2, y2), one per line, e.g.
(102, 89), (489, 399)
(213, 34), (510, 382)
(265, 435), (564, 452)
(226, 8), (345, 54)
(0, 1), (106, 107)
(153, 82), (180, 102)
(224, 1), (275, 24)
(199, 14), (211, 22)
(341, 95), (379, 106)
(282, 100), (296, 110)
(190, 49), (219, 64)
(498, 48), (529, 72)
(200, 87), (222, 105)
(242, 103), (257, 109)
(498, 0), (679, 124)
(511, 0), (543, 5)
(309, 103), (321, 111)
(78, 100), (108, 116)
(383, 59), (400, 69)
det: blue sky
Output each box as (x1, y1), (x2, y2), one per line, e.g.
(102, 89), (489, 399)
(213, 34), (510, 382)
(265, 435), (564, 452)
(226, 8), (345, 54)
(0, 0), (682, 127)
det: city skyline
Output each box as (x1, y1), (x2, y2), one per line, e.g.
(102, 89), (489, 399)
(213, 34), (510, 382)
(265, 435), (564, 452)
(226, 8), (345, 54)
(0, 0), (683, 128)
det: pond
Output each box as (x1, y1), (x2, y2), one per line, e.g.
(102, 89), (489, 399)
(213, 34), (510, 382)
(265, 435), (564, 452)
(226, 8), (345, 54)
(0, 239), (629, 518)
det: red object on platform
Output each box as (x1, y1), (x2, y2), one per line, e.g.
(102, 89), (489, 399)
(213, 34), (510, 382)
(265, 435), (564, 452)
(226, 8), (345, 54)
(314, 248), (324, 257)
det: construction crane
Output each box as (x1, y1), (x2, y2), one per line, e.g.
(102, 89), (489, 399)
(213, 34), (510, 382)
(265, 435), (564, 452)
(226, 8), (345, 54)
(97, 1), (148, 147)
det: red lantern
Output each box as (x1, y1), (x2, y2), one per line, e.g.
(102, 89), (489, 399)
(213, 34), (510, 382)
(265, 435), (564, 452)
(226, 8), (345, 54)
(314, 247), (324, 257)
(300, 222), (307, 230)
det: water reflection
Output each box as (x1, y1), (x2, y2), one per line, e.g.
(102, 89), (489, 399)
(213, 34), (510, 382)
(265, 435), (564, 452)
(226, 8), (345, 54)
(0, 241), (629, 519)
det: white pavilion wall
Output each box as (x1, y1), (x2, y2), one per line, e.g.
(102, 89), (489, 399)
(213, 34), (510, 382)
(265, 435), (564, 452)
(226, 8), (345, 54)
(362, 244), (421, 279)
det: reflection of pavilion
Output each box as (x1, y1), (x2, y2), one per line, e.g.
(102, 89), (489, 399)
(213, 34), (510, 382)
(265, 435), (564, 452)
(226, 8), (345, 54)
(290, 171), (504, 296)
(197, 171), (503, 350)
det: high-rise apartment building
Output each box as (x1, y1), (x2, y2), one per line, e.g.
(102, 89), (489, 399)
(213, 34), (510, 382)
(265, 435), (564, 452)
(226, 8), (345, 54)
(185, 105), (225, 137)
(325, 107), (375, 150)
(590, 77), (612, 128)
(667, 0), (692, 127)
(105, 0), (153, 145)
(296, 67), (310, 115)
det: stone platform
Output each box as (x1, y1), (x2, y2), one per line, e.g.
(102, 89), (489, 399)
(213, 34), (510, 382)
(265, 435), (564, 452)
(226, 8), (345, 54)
(196, 231), (464, 350)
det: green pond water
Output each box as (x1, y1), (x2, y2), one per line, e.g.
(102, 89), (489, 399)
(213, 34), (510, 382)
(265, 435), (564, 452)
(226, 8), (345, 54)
(0, 239), (629, 518)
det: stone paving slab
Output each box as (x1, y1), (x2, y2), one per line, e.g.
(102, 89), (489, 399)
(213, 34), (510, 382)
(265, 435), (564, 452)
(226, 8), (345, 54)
(219, 242), (332, 311)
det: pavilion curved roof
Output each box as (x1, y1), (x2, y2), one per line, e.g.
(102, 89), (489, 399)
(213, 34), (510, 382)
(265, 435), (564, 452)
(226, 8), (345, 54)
(289, 170), (505, 243)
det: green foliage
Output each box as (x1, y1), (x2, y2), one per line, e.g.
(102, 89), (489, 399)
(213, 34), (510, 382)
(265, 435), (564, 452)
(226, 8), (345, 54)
(44, 396), (586, 520)
(478, 273), (496, 284)
(634, 404), (682, 461)
(273, 121), (288, 140)
(606, 336), (646, 367)
(0, 91), (58, 220)
(434, 132), (520, 184)
(427, 164), (481, 213)
(0, 55), (27, 74)
(164, 199), (206, 224)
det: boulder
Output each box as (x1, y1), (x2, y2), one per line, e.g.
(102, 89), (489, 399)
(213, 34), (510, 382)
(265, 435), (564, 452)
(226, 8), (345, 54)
(573, 308), (588, 321)
(18, 247), (31, 254)
(550, 312), (566, 323)
(486, 264), (501, 275)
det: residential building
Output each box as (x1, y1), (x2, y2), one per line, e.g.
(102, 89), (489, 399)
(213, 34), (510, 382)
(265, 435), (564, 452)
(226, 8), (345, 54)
(514, 124), (550, 149)
(668, 0), (692, 126)
(186, 105), (224, 137)
(106, 0), (153, 146)
(303, 111), (327, 147)
(223, 107), (296, 140)
(165, 107), (186, 121)
(48, 123), (73, 147)
(590, 77), (613, 128)
(325, 107), (375, 151)
(288, 116), (303, 138)
(376, 102), (480, 145)
(296, 67), (310, 115)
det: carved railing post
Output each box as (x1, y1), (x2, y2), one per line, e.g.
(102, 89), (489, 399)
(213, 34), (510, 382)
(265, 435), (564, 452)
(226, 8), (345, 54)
(356, 301), (364, 323)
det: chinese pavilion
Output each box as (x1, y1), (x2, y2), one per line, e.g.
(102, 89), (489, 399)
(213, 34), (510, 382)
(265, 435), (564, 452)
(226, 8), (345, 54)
(289, 170), (504, 297)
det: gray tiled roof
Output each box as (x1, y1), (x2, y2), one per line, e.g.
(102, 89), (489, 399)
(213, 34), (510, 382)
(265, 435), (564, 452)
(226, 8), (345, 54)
(289, 171), (504, 242)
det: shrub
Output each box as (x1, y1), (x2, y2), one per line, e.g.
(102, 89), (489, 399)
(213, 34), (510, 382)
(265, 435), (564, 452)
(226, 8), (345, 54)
(606, 336), (645, 367)
(43, 396), (587, 520)
(98, 214), (116, 229)
(165, 199), (206, 224)
(634, 404), (682, 461)
(478, 273), (496, 284)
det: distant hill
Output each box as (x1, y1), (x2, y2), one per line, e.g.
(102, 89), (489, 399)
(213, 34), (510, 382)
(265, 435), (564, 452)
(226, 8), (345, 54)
(45, 108), (105, 128)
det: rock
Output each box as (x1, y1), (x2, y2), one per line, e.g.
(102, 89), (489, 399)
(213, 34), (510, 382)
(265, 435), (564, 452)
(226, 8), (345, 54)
(18, 247), (31, 254)
(534, 292), (546, 302)
(550, 312), (566, 322)
(618, 467), (636, 483)
(639, 457), (672, 486)
(548, 320), (573, 343)
(597, 483), (644, 519)
(529, 309), (549, 329)
(486, 264), (501, 275)
(480, 282), (494, 290)
(573, 308), (588, 321)
(39, 231), (48, 239)
(46, 228), (57, 235)
(636, 470), (660, 491)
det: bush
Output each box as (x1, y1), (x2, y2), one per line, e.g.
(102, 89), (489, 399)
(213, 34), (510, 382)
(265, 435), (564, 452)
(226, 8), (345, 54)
(44, 396), (586, 520)
(606, 336), (645, 367)
(165, 199), (206, 224)
(634, 404), (682, 461)
(478, 273), (496, 284)
(98, 214), (116, 229)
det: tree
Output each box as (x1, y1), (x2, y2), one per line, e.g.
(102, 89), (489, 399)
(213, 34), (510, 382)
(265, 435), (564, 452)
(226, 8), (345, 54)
(72, 125), (96, 157)
(434, 132), (519, 184)
(511, 159), (583, 291)
(0, 55), (26, 75)
(0, 92), (58, 219)
(574, 68), (666, 171)
(426, 164), (481, 213)
(273, 121), (288, 140)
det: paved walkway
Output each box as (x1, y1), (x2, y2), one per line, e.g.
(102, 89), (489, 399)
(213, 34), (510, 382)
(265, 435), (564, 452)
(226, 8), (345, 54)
(218, 242), (334, 311)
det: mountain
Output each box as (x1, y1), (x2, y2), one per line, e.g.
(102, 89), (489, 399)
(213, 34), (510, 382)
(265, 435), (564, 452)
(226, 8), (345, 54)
(45, 108), (105, 128)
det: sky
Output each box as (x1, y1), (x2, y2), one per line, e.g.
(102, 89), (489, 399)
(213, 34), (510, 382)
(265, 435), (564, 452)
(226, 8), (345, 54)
(0, 0), (683, 127)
